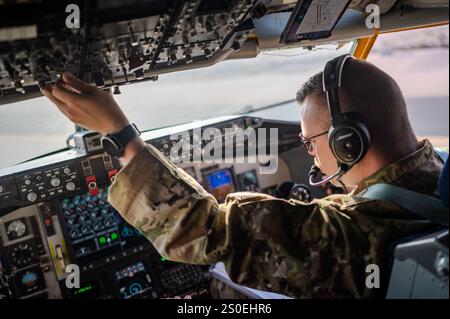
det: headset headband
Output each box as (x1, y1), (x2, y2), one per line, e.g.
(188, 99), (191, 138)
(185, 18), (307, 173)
(323, 54), (353, 127)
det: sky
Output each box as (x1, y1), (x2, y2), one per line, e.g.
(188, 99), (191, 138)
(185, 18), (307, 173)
(369, 26), (449, 98)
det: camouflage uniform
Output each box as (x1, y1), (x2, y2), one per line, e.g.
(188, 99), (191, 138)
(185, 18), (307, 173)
(108, 140), (444, 299)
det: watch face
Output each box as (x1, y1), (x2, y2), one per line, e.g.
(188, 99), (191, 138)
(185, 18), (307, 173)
(101, 136), (123, 158)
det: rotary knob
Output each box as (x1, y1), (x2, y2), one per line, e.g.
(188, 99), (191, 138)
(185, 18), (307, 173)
(93, 222), (102, 232)
(27, 192), (38, 202)
(51, 177), (61, 187)
(105, 217), (115, 227)
(10, 243), (36, 268)
(169, 52), (178, 64)
(66, 182), (76, 191)
(203, 48), (213, 58)
(0, 184), (4, 194)
(81, 224), (91, 235)
(70, 227), (80, 239)
(290, 184), (312, 203)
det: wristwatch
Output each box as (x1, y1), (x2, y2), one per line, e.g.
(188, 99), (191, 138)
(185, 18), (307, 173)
(101, 123), (141, 158)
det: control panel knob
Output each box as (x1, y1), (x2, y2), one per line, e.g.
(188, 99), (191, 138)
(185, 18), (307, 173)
(10, 243), (36, 268)
(290, 184), (312, 203)
(203, 48), (213, 58)
(70, 228), (79, 239)
(66, 182), (76, 191)
(27, 192), (38, 202)
(0, 184), (4, 194)
(51, 177), (61, 187)
(64, 167), (71, 175)
(81, 224), (90, 235)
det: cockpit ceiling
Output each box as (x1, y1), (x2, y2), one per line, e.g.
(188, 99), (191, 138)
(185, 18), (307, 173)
(0, 0), (448, 105)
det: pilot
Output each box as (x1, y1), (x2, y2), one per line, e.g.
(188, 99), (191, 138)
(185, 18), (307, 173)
(39, 56), (444, 299)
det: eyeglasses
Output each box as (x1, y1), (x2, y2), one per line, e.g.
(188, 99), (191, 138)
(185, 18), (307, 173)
(299, 130), (329, 153)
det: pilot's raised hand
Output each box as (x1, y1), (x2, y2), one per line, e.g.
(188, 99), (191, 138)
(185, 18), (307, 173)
(39, 72), (146, 165)
(39, 72), (129, 135)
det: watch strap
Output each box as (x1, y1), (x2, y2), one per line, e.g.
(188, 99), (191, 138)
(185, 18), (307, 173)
(103, 123), (141, 158)
(113, 123), (141, 149)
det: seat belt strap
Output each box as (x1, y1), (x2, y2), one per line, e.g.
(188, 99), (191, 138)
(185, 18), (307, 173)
(358, 183), (449, 227)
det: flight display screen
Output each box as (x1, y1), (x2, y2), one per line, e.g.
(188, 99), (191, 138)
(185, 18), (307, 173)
(207, 170), (233, 190)
(113, 261), (155, 299)
(204, 169), (236, 202)
(281, 0), (352, 43)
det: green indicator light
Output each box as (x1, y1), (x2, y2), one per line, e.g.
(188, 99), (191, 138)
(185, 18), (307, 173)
(74, 285), (93, 295)
(111, 232), (118, 241)
(160, 257), (167, 262)
(99, 236), (106, 245)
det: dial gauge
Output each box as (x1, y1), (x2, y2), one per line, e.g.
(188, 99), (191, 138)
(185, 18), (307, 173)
(7, 220), (27, 240)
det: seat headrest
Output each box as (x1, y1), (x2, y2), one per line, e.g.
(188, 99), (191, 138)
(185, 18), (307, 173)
(439, 159), (449, 208)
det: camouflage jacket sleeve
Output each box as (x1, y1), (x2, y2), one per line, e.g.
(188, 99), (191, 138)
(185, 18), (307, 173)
(107, 144), (400, 298)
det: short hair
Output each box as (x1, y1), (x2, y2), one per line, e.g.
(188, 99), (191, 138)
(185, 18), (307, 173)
(296, 58), (417, 156)
(297, 73), (323, 105)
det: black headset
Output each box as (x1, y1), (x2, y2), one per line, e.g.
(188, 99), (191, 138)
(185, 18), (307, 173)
(323, 54), (372, 174)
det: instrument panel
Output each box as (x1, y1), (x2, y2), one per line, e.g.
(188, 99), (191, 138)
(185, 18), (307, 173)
(0, 116), (315, 299)
(0, 0), (261, 104)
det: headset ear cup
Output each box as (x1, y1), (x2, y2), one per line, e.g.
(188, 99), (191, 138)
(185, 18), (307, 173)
(323, 55), (372, 170)
(328, 115), (371, 167)
(329, 126), (351, 165)
(344, 113), (371, 154)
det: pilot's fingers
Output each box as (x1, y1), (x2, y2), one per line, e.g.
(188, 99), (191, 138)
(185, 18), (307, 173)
(39, 81), (69, 109)
(52, 80), (84, 105)
(40, 90), (73, 120)
(40, 89), (72, 120)
(62, 72), (97, 94)
(40, 82), (82, 122)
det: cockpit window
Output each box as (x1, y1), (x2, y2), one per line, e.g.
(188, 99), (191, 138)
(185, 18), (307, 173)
(1, 23), (448, 170)
(0, 43), (354, 169)
(368, 25), (449, 148)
